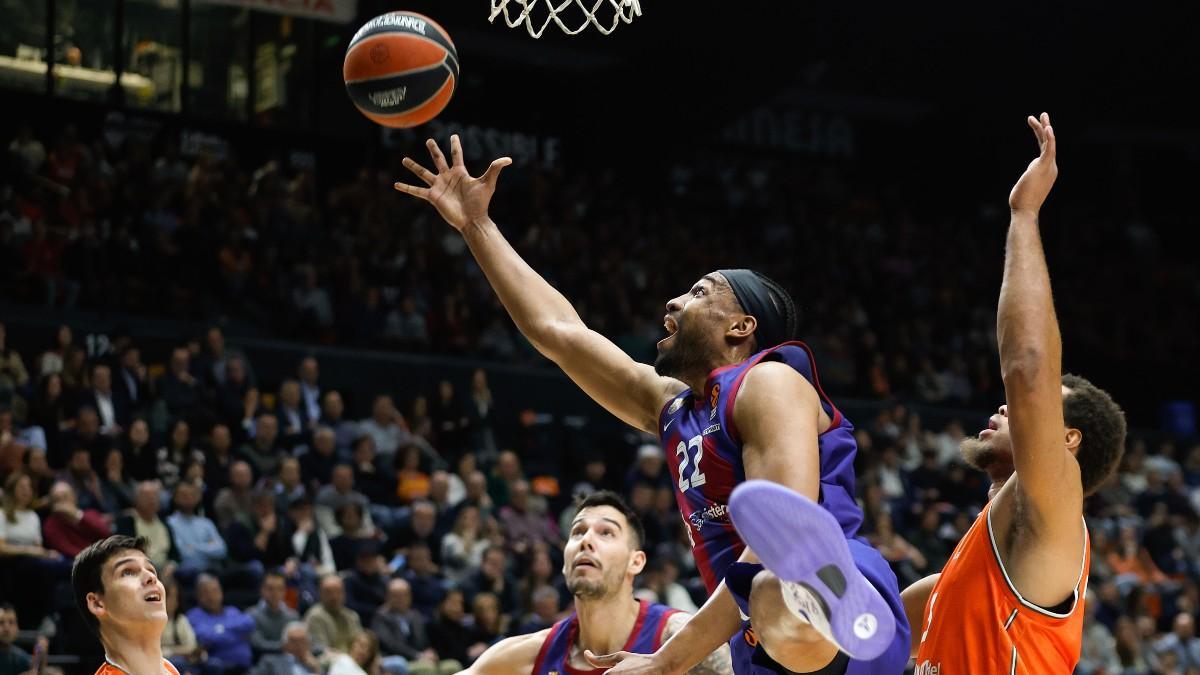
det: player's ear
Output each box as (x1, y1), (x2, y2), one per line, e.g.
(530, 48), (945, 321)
(87, 591), (106, 619)
(727, 314), (756, 340)
(628, 550), (646, 576)
(1065, 427), (1082, 456)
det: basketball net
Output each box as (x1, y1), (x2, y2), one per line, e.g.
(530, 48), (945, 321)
(488, 0), (641, 38)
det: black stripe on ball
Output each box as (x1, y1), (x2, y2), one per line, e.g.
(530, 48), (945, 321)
(346, 59), (456, 116)
(348, 12), (457, 60)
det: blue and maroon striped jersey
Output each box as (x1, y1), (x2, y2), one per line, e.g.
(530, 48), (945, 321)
(657, 342), (864, 593)
(531, 599), (678, 675)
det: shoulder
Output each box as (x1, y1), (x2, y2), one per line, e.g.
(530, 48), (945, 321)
(734, 360), (819, 413)
(662, 609), (690, 638)
(466, 630), (550, 674)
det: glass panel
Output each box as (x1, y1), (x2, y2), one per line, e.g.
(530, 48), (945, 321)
(53, 0), (120, 102)
(251, 12), (314, 129)
(0, 0), (48, 93)
(124, 0), (183, 111)
(187, 3), (249, 120)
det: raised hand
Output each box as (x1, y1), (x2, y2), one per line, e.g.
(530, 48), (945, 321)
(1009, 112), (1058, 216)
(395, 134), (512, 232)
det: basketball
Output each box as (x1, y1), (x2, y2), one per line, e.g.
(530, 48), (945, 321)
(343, 11), (459, 128)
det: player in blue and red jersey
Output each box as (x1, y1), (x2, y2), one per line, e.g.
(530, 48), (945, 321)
(460, 491), (731, 675)
(396, 136), (908, 674)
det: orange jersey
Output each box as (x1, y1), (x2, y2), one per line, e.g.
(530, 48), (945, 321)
(95, 658), (181, 675)
(915, 502), (1089, 674)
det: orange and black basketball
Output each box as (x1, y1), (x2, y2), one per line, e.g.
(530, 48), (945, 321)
(343, 11), (458, 128)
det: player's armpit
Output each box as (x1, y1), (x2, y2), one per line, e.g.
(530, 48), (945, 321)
(900, 573), (940, 658)
(663, 613), (734, 675)
(458, 631), (547, 674)
(733, 361), (823, 501)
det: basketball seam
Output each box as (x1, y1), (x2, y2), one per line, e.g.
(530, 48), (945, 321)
(345, 32), (458, 74)
(345, 59), (452, 85)
(361, 74), (456, 119)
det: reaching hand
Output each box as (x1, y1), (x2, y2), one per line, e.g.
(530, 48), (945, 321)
(1009, 112), (1058, 216)
(584, 649), (679, 675)
(395, 134), (512, 232)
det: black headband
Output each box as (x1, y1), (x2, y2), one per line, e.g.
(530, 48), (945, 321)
(717, 268), (789, 350)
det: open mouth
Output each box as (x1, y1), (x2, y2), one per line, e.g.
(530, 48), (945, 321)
(572, 557), (600, 571)
(658, 315), (679, 348)
(144, 592), (162, 603)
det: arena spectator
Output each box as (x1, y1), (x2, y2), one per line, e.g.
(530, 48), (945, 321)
(371, 578), (455, 672)
(227, 490), (291, 570)
(0, 603), (34, 674)
(240, 413), (284, 479)
(115, 480), (179, 568)
(275, 379), (311, 450)
(300, 427), (340, 489)
(497, 479), (559, 556)
(156, 419), (205, 495)
(358, 395), (412, 459)
(78, 363), (128, 436)
(158, 347), (202, 417)
(168, 481), (228, 579)
(305, 574), (363, 653)
(426, 590), (473, 667)
(249, 622), (320, 675)
(320, 390), (358, 454)
(297, 358), (322, 425)
(462, 546), (520, 617)
(42, 480), (110, 557)
(248, 571), (300, 656)
(344, 547), (389, 623)
(187, 574), (255, 673)
(214, 460), (255, 531)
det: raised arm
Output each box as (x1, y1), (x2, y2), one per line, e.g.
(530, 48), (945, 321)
(395, 136), (683, 434)
(1000, 114), (1083, 526)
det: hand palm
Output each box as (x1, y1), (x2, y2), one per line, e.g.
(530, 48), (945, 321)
(395, 135), (512, 231)
(1009, 113), (1058, 213)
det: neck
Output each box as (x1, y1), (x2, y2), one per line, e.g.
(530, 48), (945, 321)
(986, 466), (1014, 501)
(678, 348), (753, 395)
(573, 591), (641, 658)
(137, 510), (156, 522)
(104, 627), (164, 674)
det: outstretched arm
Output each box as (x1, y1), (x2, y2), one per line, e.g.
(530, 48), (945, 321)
(396, 136), (683, 434)
(1000, 114), (1083, 527)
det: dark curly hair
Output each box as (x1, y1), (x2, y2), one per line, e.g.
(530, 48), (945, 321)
(1062, 374), (1127, 495)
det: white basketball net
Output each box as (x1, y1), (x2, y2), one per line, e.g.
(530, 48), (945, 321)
(488, 0), (642, 38)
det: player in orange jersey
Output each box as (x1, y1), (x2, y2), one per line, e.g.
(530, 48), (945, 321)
(72, 535), (181, 675)
(900, 114), (1128, 674)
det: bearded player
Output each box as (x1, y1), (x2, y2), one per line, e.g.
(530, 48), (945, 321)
(893, 114), (1127, 673)
(461, 491), (732, 674)
(396, 138), (908, 675)
(72, 535), (179, 674)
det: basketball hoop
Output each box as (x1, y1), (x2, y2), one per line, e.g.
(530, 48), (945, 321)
(488, 0), (642, 38)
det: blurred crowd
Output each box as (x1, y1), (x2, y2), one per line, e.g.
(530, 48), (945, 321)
(0, 123), (1198, 675)
(2, 122), (1196, 409)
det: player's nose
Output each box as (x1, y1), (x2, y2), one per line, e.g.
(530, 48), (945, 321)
(665, 296), (683, 312)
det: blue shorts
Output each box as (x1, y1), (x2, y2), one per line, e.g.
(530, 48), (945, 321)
(724, 538), (911, 675)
